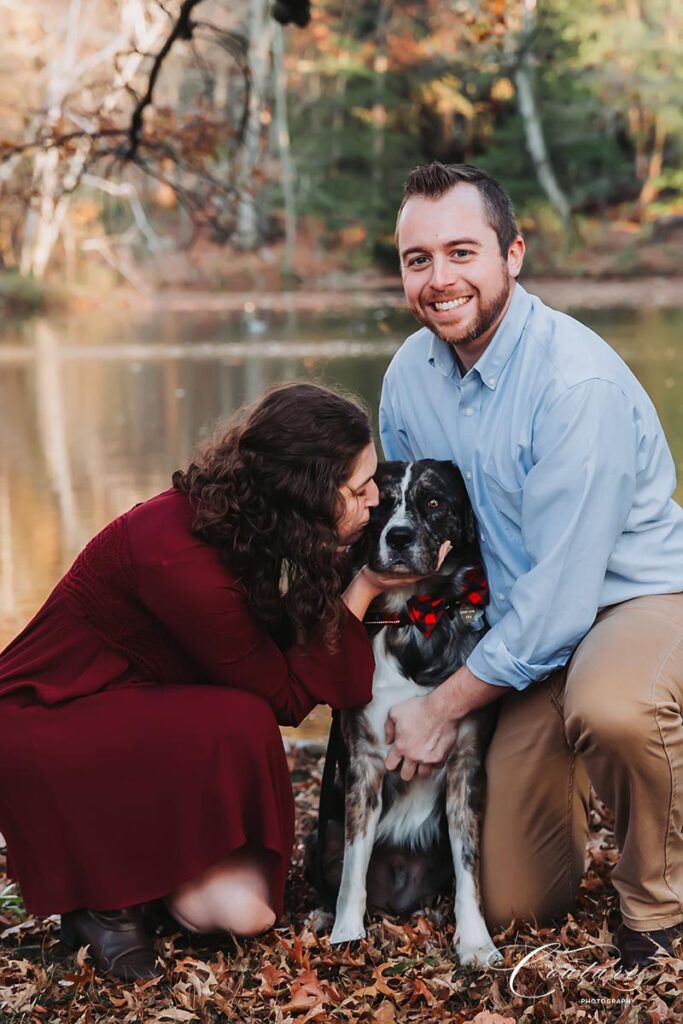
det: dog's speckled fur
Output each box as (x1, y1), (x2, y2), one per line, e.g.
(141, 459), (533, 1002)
(322, 461), (501, 966)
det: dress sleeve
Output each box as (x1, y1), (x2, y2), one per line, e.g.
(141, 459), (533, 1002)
(133, 537), (374, 727)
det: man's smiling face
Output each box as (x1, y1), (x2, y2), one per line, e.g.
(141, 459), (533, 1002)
(397, 184), (524, 369)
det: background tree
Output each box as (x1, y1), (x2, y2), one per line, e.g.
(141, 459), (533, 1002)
(1, 0), (681, 285)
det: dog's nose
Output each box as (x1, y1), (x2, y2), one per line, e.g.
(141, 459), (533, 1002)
(386, 526), (414, 551)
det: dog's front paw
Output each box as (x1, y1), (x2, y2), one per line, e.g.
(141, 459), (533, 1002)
(455, 937), (502, 968)
(308, 908), (334, 935)
(330, 918), (366, 944)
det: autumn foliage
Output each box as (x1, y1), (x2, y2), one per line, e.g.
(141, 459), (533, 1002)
(1, 744), (681, 1023)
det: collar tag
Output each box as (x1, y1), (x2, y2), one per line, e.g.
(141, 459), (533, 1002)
(459, 605), (485, 629)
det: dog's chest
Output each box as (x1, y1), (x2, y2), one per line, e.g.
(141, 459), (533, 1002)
(364, 630), (436, 753)
(357, 630), (446, 849)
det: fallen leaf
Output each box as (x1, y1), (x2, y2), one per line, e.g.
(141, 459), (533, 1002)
(373, 1001), (396, 1022)
(410, 978), (437, 1006)
(258, 962), (288, 996)
(471, 1012), (515, 1024)
(150, 1010), (198, 1023)
(282, 968), (335, 1012)
(0, 982), (37, 1011)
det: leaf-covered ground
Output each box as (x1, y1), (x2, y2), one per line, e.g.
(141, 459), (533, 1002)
(1, 744), (681, 1024)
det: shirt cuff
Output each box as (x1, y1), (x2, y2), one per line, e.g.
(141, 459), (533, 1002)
(466, 632), (560, 692)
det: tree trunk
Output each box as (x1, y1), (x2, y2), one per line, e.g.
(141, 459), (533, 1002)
(272, 24), (297, 273)
(235, 0), (273, 250)
(371, 1), (391, 225)
(512, 0), (572, 233)
(638, 113), (667, 212)
(19, 0), (83, 279)
(331, 51), (349, 161)
(19, 0), (166, 280)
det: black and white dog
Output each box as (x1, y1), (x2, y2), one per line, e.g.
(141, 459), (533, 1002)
(312, 460), (500, 967)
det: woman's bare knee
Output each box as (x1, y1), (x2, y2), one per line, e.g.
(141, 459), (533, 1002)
(165, 894), (209, 933)
(221, 894), (276, 936)
(167, 845), (277, 935)
(168, 887), (275, 936)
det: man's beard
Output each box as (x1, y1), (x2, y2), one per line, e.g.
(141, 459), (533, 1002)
(412, 275), (512, 348)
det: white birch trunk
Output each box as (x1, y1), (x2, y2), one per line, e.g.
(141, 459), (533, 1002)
(19, 0), (83, 278)
(272, 24), (296, 271)
(513, 0), (572, 231)
(235, 0), (273, 250)
(19, 0), (166, 279)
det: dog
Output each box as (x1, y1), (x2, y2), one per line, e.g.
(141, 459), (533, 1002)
(310, 459), (501, 967)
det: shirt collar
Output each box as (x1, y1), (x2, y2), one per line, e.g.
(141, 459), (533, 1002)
(427, 283), (532, 389)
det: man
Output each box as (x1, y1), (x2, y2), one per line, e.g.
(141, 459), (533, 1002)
(379, 161), (683, 968)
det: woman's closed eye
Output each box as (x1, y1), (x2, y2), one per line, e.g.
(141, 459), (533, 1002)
(348, 482), (374, 500)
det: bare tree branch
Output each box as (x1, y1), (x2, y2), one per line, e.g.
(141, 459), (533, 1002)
(125, 0), (205, 161)
(0, 0), (310, 276)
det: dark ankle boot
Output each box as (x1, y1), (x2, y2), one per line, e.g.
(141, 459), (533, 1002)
(61, 905), (162, 980)
(615, 921), (683, 969)
(142, 897), (186, 937)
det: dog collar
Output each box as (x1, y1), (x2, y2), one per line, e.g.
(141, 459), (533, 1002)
(363, 565), (488, 638)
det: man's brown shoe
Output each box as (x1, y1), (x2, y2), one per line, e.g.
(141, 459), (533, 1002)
(61, 906), (162, 981)
(615, 921), (683, 969)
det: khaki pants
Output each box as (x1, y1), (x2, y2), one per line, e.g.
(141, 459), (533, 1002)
(481, 593), (683, 932)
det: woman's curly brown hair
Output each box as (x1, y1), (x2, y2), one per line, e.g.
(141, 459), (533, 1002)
(172, 381), (372, 649)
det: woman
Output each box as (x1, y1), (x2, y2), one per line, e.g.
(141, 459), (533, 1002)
(0, 382), (408, 981)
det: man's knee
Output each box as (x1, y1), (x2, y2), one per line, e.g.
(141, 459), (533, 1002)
(481, 773), (589, 932)
(563, 596), (683, 753)
(564, 667), (646, 753)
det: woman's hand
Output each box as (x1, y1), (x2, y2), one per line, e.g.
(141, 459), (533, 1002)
(363, 539), (452, 592)
(342, 540), (452, 621)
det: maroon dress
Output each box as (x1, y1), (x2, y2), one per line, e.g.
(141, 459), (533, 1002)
(0, 488), (373, 917)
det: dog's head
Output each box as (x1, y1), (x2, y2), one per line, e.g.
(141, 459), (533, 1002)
(363, 460), (478, 576)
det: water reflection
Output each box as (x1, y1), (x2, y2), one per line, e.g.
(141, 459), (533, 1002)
(2, 304), (683, 738)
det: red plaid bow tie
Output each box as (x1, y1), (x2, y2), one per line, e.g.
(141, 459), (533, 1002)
(405, 594), (447, 637)
(460, 566), (489, 606)
(406, 566), (489, 638)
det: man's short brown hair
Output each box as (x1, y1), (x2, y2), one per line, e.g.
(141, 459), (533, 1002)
(396, 162), (520, 257)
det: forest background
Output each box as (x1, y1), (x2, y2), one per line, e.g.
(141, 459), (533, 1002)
(1, 0), (682, 312)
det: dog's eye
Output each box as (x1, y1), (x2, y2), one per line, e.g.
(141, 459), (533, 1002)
(427, 498), (441, 509)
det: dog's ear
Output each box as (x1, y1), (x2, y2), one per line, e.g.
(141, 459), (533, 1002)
(464, 504), (479, 550)
(445, 461), (480, 551)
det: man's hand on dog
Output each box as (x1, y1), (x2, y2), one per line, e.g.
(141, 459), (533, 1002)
(385, 666), (503, 781)
(384, 692), (460, 781)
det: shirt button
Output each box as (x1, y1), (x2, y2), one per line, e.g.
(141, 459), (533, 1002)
(465, 471), (472, 481)
(487, 378), (496, 387)
(497, 592), (506, 601)
(463, 407), (474, 416)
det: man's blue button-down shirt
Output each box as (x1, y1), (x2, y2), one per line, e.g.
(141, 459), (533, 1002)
(379, 284), (683, 690)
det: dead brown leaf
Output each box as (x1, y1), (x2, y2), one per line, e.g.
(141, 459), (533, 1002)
(0, 748), (674, 1024)
(470, 1012), (516, 1024)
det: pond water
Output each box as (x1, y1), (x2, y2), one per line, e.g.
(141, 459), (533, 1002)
(2, 302), (683, 739)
